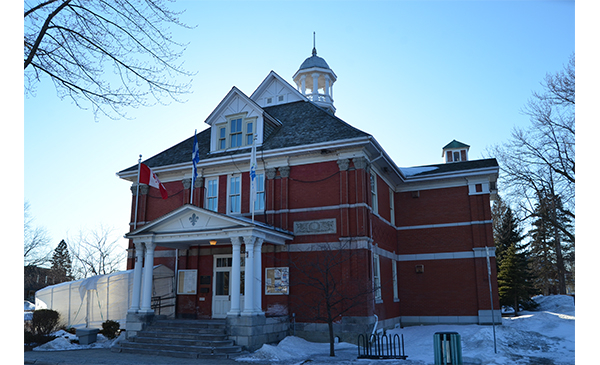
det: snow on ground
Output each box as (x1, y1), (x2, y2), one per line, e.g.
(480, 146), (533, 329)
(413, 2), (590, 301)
(31, 329), (123, 351)
(239, 295), (574, 365)
(28, 295), (574, 364)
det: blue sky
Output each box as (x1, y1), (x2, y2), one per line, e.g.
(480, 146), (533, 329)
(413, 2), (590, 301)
(19, 0), (576, 269)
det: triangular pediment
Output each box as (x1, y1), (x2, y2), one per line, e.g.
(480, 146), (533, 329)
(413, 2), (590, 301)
(126, 205), (293, 248)
(251, 71), (306, 108)
(128, 205), (250, 236)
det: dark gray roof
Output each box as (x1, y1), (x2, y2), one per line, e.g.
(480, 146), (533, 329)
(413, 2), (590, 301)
(298, 54), (331, 70)
(119, 101), (370, 173)
(404, 158), (498, 178)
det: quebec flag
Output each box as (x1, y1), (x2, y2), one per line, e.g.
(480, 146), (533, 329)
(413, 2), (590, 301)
(192, 130), (200, 189)
(250, 136), (257, 218)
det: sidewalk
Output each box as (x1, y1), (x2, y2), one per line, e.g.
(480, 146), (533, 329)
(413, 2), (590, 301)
(24, 348), (257, 365)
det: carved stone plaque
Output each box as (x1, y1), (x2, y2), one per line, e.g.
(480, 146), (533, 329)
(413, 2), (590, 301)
(293, 219), (336, 236)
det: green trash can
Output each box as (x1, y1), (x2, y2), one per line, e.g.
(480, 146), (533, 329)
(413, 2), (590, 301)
(434, 332), (463, 365)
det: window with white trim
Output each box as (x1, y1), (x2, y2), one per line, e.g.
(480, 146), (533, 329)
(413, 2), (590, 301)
(389, 188), (395, 225)
(218, 126), (226, 150)
(205, 178), (218, 212)
(254, 173), (265, 211)
(229, 175), (241, 214)
(230, 118), (242, 148)
(373, 253), (382, 301)
(392, 260), (399, 302)
(370, 171), (378, 214)
(246, 121), (254, 146)
(215, 115), (257, 151)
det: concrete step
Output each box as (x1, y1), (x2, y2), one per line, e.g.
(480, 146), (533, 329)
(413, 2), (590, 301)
(133, 335), (235, 347)
(134, 330), (228, 341)
(113, 319), (243, 359)
(117, 340), (242, 354)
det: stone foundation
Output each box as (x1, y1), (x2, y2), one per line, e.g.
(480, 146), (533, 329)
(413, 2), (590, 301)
(125, 312), (155, 340)
(226, 315), (289, 351)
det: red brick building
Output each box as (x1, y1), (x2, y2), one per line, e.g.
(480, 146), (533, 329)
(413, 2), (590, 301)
(117, 48), (500, 349)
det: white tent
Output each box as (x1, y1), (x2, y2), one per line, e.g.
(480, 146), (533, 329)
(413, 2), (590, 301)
(35, 265), (174, 329)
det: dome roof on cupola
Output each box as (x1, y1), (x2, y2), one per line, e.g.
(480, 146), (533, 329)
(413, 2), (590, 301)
(298, 47), (331, 70)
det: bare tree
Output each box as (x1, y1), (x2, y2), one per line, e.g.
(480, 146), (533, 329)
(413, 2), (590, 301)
(69, 225), (126, 278)
(492, 54), (574, 227)
(490, 54), (575, 294)
(24, 201), (52, 267)
(288, 239), (378, 357)
(24, 0), (194, 120)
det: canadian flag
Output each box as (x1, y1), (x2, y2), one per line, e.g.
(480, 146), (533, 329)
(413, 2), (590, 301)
(139, 163), (168, 199)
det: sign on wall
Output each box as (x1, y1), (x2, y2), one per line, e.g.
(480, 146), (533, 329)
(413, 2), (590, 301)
(265, 267), (289, 295)
(177, 269), (197, 295)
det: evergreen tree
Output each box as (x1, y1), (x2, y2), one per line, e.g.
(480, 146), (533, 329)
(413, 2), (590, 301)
(497, 243), (537, 313)
(528, 190), (574, 295)
(493, 202), (523, 269)
(493, 202), (537, 313)
(50, 240), (73, 283)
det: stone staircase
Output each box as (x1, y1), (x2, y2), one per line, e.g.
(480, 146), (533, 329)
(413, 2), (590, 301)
(112, 318), (245, 359)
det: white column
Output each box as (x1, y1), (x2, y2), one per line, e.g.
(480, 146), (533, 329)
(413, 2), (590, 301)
(253, 238), (264, 314)
(139, 240), (156, 314)
(325, 75), (331, 101)
(228, 236), (242, 316)
(300, 75), (306, 95)
(128, 242), (145, 313)
(312, 73), (320, 98)
(242, 236), (255, 316)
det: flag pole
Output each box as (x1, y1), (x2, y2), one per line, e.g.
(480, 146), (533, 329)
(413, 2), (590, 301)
(191, 129), (198, 205)
(485, 246), (498, 354)
(133, 155), (142, 230)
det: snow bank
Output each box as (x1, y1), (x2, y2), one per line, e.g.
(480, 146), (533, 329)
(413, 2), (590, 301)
(32, 330), (116, 351)
(238, 295), (574, 364)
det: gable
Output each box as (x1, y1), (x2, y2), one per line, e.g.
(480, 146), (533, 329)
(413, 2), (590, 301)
(251, 71), (306, 108)
(204, 87), (267, 152)
(129, 205), (248, 236)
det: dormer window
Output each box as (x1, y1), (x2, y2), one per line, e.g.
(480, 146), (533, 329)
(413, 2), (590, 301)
(215, 114), (257, 151)
(230, 118), (243, 148)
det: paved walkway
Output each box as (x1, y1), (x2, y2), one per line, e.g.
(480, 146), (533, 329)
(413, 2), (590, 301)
(24, 349), (257, 365)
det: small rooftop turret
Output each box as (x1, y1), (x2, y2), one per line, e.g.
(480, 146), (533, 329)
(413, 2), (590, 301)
(442, 140), (470, 163)
(292, 33), (337, 114)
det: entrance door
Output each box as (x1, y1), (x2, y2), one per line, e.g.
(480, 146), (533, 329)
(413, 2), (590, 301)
(212, 255), (244, 318)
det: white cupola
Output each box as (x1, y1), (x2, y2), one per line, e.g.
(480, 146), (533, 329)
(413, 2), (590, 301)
(442, 140), (470, 163)
(292, 34), (337, 114)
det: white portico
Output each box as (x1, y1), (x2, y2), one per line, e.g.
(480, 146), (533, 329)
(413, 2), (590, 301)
(124, 204), (293, 323)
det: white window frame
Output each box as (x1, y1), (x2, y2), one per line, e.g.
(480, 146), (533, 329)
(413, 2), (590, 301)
(215, 114), (257, 152)
(217, 124), (227, 150)
(370, 171), (378, 214)
(373, 253), (382, 302)
(254, 172), (265, 212)
(228, 174), (241, 214)
(205, 178), (219, 212)
(392, 260), (399, 302)
(389, 188), (395, 225)
(230, 117), (243, 148)
(245, 118), (256, 146)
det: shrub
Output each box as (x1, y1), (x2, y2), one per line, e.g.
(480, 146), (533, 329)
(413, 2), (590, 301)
(31, 309), (61, 336)
(100, 320), (120, 339)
